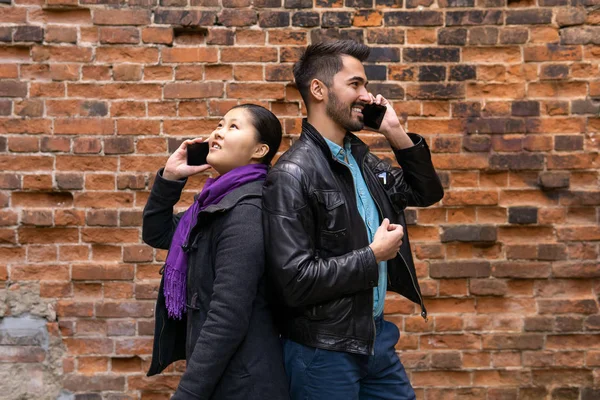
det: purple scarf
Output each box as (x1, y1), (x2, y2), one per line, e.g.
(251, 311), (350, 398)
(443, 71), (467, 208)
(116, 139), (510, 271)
(164, 163), (268, 319)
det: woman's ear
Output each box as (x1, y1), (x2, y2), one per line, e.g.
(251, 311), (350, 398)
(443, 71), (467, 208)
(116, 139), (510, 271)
(252, 143), (269, 161)
(310, 79), (326, 102)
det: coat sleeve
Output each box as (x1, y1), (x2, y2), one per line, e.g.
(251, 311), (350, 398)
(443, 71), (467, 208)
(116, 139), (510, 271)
(262, 166), (379, 309)
(172, 203), (265, 399)
(377, 133), (444, 208)
(142, 168), (186, 250)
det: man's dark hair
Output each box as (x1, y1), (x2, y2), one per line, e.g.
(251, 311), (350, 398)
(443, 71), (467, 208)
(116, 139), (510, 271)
(293, 40), (371, 107)
(231, 104), (282, 166)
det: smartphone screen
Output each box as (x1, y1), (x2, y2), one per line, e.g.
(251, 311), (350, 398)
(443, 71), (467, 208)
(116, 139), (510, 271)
(186, 142), (210, 166)
(362, 103), (387, 130)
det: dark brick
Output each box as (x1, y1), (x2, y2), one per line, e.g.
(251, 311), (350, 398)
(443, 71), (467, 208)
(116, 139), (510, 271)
(0, 81), (27, 98)
(438, 28), (467, 45)
(571, 99), (600, 115)
(292, 12), (320, 27)
(407, 84), (464, 100)
(551, 388), (579, 400)
(56, 174), (84, 190)
(446, 11), (503, 26)
(259, 12), (290, 28)
(538, 244), (567, 261)
(500, 28), (528, 44)
(430, 261), (491, 278)
(367, 29), (404, 44)
(322, 12), (352, 28)
(556, 8), (586, 27)
(162, 0), (187, 5)
(405, 0), (434, 7)
(285, 0), (312, 7)
(0, 0), (11, 4)
(0, 137), (6, 152)
(450, 65), (476, 81)
(219, 9), (257, 26)
(539, 172), (569, 189)
(104, 137), (134, 154)
(316, 0), (342, 5)
(441, 225), (497, 243)
(14, 26), (43, 43)
(466, 118), (526, 134)
(404, 209), (416, 225)
(508, 207), (537, 224)
(254, 0), (281, 6)
(366, 83), (404, 99)
(207, 29), (234, 45)
(489, 153), (544, 170)
(481, 0), (505, 5)
(345, 0), (372, 6)
(439, 0), (475, 5)
(0, 27), (11, 42)
(453, 102), (481, 118)
(403, 48), (460, 62)
(310, 29), (364, 44)
(540, 64), (569, 80)
(367, 47), (400, 62)
(511, 101), (540, 117)
(437, 171), (450, 189)
(506, 10), (553, 25)
(469, 27), (498, 45)
(582, 388), (600, 400)
(82, 101), (109, 117)
(554, 317), (584, 333)
(364, 65), (387, 81)
(375, 0), (402, 5)
(0, 100), (11, 116)
(74, 394), (102, 400)
(560, 191), (600, 206)
(539, 0), (567, 4)
(555, 135), (584, 151)
(384, 11), (443, 27)
(463, 135), (491, 152)
(266, 64), (293, 81)
(418, 66), (446, 82)
(154, 10), (216, 26)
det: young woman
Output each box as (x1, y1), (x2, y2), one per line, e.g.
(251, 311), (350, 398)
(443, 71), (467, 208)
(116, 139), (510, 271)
(143, 104), (289, 400)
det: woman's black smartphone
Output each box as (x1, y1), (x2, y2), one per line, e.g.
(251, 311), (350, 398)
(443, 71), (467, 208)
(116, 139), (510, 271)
(362, 103), (387, 130)
(187, 142), (210, 166)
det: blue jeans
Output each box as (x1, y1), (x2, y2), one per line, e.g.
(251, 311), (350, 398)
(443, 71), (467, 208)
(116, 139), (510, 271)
(283, 318), (416, 400)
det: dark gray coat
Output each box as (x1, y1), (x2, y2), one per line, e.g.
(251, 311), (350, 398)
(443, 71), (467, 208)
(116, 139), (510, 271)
(143, 170), (289, 400)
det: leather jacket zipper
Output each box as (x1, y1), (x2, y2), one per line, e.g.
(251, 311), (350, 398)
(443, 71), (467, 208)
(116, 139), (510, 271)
(331, 155), (376, 355)
(361, 155), (428, 322)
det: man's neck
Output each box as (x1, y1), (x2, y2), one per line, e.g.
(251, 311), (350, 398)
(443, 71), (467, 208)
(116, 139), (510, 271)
(307, 114), (346, 148)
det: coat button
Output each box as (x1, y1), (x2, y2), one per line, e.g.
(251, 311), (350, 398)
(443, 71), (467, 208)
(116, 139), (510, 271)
(369, 280), (375, 286)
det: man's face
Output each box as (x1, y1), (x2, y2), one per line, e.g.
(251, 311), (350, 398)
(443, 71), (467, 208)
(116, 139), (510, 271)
(324, 55), (371, 132)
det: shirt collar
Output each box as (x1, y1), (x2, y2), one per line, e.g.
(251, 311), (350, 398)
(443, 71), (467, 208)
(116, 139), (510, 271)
(324, 136), (352, 162)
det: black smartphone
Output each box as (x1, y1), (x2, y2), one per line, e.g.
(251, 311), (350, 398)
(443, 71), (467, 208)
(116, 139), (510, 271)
(362, 103), (387, 130)
(186, 142), (210, 166)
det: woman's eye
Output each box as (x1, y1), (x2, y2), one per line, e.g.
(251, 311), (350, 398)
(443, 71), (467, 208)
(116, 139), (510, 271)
(231, 124), (238, 129)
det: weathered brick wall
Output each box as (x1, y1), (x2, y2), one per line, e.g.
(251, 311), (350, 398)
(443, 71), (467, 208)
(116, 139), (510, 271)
(1, 0), (599, 399)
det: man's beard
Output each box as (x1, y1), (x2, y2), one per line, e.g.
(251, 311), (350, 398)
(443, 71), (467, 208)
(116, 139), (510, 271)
(326, 90), (365, 132)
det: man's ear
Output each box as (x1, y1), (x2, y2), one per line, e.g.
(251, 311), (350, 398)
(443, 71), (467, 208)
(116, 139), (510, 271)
(309, 79), (326, 102)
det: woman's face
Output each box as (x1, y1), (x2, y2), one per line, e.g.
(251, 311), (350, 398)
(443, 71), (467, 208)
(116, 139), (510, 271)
(206, 108), (269, 175)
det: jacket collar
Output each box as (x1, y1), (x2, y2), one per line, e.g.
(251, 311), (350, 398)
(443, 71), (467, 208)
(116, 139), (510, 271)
(198, 180), (264, 214)
(301, 119), (370, 163)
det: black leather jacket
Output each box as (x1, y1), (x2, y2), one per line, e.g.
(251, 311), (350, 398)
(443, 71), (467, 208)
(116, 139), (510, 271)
(262, 119), (444, 356)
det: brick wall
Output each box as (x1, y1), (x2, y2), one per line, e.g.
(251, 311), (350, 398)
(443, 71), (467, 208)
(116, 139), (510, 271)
(1, 0), (599, 399)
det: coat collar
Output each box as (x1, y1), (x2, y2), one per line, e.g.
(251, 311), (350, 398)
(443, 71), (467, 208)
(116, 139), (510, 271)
(301, 119), (370, 164)
(198, 180), (264, 214)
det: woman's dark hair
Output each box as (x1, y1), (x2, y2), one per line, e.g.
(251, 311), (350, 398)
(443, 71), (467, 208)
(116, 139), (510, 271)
(293, 40), (371, 107)
(232, 104), (282, 166)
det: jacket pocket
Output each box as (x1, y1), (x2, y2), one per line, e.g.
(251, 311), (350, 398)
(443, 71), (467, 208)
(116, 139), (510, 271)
(313, 190), (346, 233)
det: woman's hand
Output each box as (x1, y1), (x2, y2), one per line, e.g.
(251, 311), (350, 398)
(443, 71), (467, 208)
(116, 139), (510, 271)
(163, 138), (212, 181)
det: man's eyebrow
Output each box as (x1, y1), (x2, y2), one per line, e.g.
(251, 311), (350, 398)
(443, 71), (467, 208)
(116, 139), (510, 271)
(348, 76), (369, 86)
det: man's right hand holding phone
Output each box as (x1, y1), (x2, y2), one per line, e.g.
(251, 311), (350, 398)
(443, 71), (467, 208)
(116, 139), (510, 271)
(369, 218), (404, 263)
(162, 138), (211, 181)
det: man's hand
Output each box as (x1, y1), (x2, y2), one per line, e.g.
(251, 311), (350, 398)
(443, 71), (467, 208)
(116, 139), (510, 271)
(365, 93), (414, 150)
(369, 218), (404, 263)
(163, 138), (211, 181)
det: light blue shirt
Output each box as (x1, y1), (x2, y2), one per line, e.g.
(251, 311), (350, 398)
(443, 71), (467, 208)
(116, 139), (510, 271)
(324, 137), (387, 317)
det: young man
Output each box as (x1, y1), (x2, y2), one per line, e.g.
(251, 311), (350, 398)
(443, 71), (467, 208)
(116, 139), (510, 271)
(262, 40), (444, 400)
